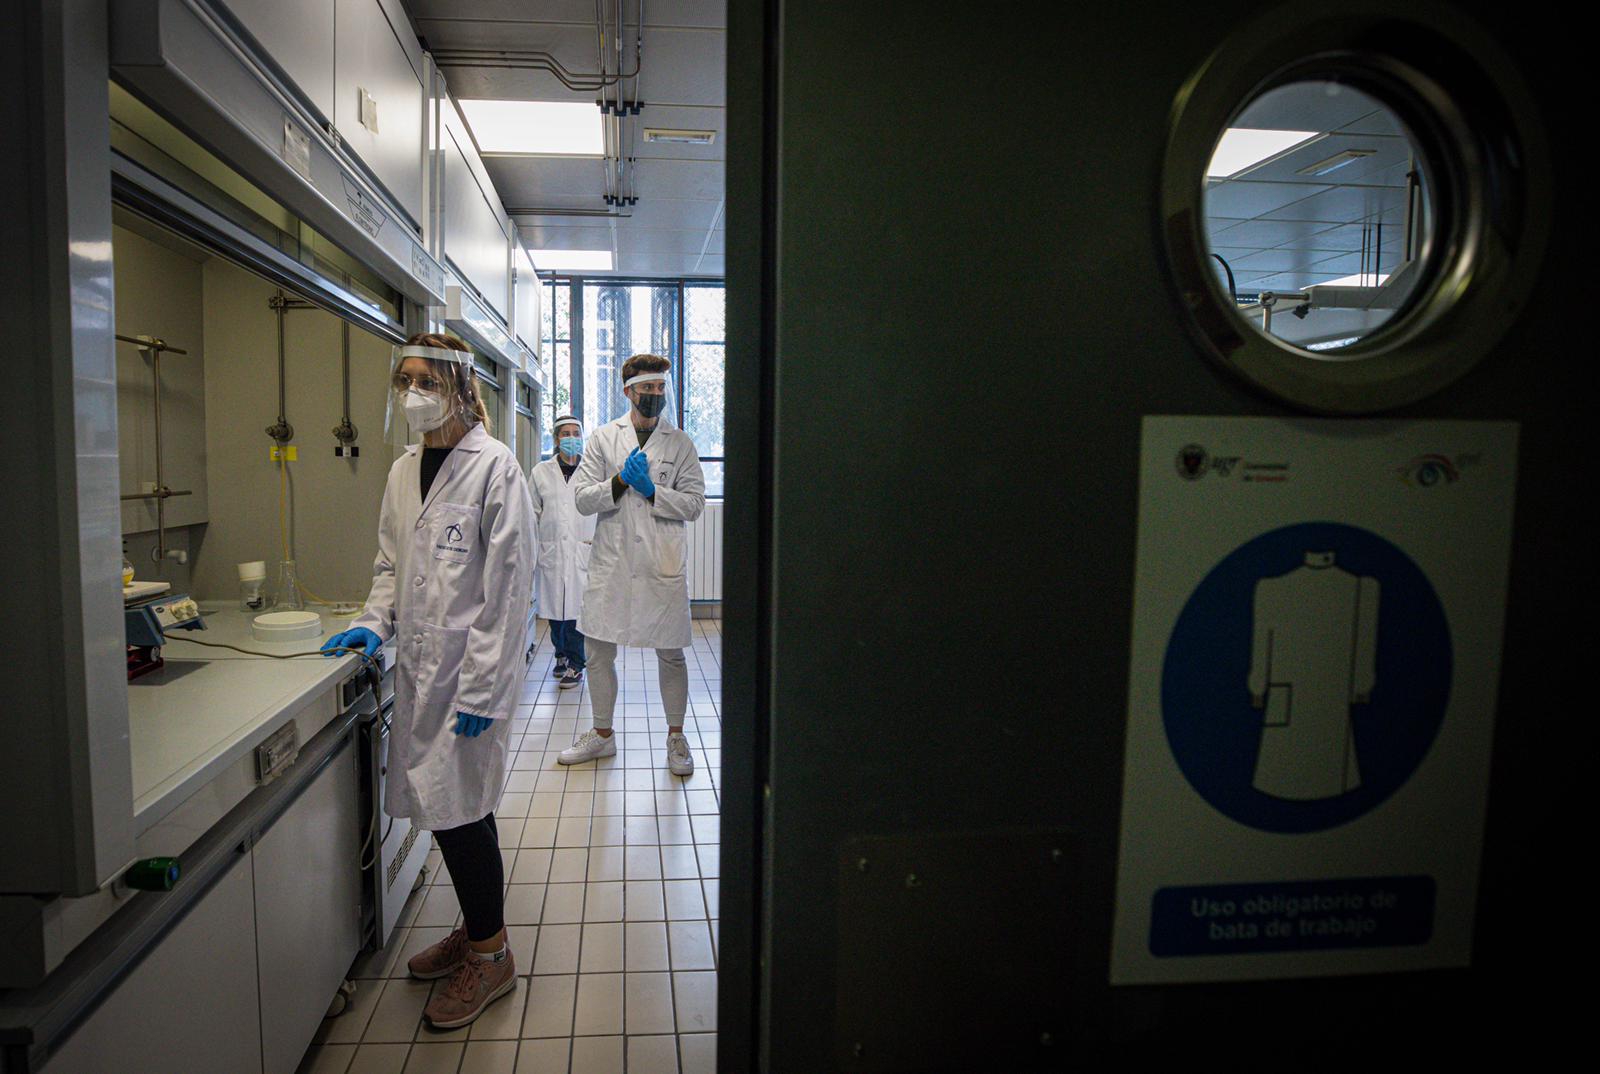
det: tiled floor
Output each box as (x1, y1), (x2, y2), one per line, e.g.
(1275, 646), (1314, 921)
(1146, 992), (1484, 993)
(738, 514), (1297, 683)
(297, 620), (722, 1074)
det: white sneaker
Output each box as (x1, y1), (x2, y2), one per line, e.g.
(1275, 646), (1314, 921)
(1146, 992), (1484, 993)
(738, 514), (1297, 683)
(666, 733), (694, 777)
(558, 729), (617, 765)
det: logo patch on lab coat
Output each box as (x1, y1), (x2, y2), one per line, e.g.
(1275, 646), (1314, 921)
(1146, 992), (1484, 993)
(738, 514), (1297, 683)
(433, 504), (478, 562)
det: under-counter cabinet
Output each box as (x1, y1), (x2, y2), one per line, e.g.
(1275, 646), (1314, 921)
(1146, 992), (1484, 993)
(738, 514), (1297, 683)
(38, 733), (361, 1074)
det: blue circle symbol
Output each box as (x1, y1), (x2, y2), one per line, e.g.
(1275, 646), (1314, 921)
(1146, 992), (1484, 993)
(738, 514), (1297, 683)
(1161, 522), (1451, 833)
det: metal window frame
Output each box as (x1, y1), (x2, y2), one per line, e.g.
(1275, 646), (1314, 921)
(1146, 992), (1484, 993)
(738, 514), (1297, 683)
(543, 274), (726, 463)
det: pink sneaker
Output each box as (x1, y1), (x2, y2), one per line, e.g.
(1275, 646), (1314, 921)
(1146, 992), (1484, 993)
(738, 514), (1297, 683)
(423, 951), (517, 1029)
(407, 927), (469, 980)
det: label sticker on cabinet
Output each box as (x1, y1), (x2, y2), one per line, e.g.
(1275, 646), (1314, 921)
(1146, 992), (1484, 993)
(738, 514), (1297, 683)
(341, 175), (387, 239)
(282, 117), (312, 180)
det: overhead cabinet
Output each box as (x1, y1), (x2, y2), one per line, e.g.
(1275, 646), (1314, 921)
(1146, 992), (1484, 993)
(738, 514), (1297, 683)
(222, 0), (425, 227)
(442, 121), (513, 324)
(332, 0), (426, 228)
(111, 0), (446, 306)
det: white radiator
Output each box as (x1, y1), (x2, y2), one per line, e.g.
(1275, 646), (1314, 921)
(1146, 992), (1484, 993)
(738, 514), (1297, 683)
(687, 500), (724, 601)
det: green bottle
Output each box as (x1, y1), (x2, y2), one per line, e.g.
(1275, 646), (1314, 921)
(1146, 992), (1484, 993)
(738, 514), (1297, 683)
(124, 857), (180, 891)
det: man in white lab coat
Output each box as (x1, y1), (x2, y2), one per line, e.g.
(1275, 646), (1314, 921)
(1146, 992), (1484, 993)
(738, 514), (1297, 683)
(529, 413), (596, 690)
(557, 353), (706, 776)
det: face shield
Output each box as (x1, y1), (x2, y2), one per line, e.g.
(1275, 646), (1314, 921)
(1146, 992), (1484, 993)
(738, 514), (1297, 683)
(385, 343), (480, 447)
(621, 369), (676, 427)
(553, 413), (584, 459)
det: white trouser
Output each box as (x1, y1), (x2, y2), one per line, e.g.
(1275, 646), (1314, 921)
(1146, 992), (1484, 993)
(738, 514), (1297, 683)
(586, 638), (688, 730)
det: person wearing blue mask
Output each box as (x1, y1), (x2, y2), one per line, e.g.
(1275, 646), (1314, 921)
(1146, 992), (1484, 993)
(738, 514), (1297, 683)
(321, 333), (535, 1029)
(529, 413), (596, 689)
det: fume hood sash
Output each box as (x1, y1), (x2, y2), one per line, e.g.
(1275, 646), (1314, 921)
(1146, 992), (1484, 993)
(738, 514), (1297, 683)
(110, 0), (447, 308)
(445, 283), (538, 382)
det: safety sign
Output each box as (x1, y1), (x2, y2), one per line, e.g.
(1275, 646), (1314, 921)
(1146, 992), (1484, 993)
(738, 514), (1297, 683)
(1110, 417), (1517, 984)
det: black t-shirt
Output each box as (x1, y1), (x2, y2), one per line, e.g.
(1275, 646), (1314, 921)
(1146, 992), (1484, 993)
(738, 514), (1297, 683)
(420, 446), (451, 500)
(559, 456), (579, 481)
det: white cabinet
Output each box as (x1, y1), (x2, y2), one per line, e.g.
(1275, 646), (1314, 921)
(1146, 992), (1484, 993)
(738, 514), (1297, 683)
(39, 733), (363, 1074)
(42, 854), (263, 1074)
(514, 243), (542, 357)
(254, 740), (362, 1074)
(333, 0), (425, 227)
(443, 123), (513, 323)
(224, 0), (337, 119)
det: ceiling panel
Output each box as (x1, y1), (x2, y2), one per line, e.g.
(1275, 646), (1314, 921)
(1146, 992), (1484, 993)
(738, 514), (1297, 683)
(616, 228), (716, 255)
(1234, 88), (1390, 135)
(408, 0), (726, 30)
(483, 157), (609, 201)
(1262, 184), (1407, 223)
(515, 197), (723, 232)
(417, 0), (725, 278)
(1242, 133), (1412, 186)
(1205, 181), (1331, 219)
(427, 25), (723, 106)
(524, 228), (613, 254)
(629, 159), (723, 200)
(1232, 248), (1330, 272)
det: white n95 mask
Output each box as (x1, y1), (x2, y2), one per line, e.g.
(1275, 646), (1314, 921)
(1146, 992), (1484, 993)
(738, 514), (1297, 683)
(402, 388), (451, 433)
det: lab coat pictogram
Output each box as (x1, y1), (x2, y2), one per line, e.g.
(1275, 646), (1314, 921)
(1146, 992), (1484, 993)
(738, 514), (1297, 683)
(1247, 551), (1379, 801)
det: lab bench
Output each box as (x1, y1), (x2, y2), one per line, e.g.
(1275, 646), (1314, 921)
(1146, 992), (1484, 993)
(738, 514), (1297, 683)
(0, 606), (428, 1074)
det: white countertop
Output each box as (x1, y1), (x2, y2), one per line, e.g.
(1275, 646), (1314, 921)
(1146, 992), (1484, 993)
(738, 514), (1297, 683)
(127, 604), (384, 832)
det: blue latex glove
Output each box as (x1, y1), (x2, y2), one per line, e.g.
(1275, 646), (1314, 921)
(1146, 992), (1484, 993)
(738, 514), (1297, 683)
(321, 626), (384, 661)
(453, 712), (492, 738)
(620, 448), (656, 498)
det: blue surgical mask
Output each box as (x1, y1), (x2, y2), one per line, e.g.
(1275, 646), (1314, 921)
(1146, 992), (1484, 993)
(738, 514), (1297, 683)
(559, 436), (583, 457)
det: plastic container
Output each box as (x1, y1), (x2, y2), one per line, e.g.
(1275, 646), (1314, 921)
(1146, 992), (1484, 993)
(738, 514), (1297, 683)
(238, 560), (268, 612)
(251, 610), (323, 643)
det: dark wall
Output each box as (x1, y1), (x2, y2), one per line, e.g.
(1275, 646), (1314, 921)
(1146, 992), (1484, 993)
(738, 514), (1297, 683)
(723, 1), (1583, 1069)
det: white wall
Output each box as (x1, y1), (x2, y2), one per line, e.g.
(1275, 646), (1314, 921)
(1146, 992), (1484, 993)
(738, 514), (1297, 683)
(191, 258), (401, 606)
(115, 224), (209, 536)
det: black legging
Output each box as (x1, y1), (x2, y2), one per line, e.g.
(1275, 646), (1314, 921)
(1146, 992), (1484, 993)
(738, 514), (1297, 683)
(432, 813), (505, 942)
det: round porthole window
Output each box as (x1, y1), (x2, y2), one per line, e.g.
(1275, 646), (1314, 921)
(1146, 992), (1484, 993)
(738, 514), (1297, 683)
(1205, 81), (1433, 354)
(1161, 3), (1549, 413)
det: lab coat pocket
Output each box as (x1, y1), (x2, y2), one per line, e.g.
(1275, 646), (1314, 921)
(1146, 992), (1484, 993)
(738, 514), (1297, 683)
(578, 540), (592, 574)
(431, 502), (483, 564)
(419, 623), (471, 709)
(656, 519), (686, 579)
(1264, 685), (1292, 727)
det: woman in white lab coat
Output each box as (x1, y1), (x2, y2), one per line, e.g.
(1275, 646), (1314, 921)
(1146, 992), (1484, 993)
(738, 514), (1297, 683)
(556, 353), (705, 777)
(322, 333), (534, 1030)
(529, 413), (597, 688)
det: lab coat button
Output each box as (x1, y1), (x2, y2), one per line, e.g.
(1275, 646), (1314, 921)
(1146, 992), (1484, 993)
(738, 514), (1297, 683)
(634, 536), (642, 543)
(414, 577), (425, 587)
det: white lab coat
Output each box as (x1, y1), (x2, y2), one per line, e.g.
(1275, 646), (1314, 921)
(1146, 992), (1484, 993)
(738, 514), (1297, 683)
(529, 455), (596, 622)
(574, 416), (705, 649)
(1247, 554), (1380, 801)
(353, 423), (537, 830)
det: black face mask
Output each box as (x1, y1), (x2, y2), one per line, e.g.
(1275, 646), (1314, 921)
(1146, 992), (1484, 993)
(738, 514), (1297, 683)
(634, 392), (666, 418)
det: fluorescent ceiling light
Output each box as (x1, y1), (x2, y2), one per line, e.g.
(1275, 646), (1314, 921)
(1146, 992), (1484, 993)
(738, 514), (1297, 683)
(1207, 128), (1320, 178)
(1318, 272), (1390, 288)
(457, 100), (604, 156)
(536, 249), (613, 271)
(1305, 336), (1362, 352)
(644, 128), (717, 145)
(1296, 148), (1376, 177)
